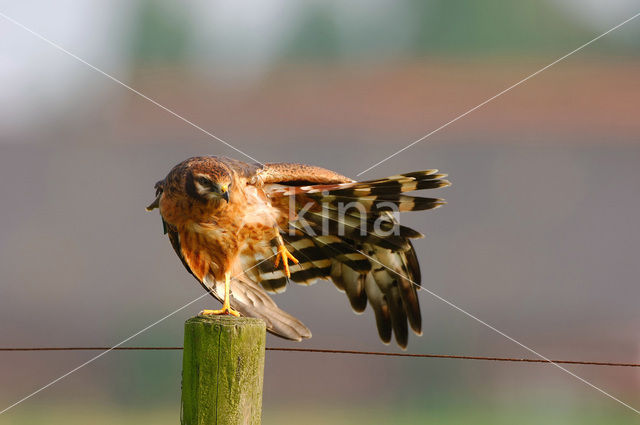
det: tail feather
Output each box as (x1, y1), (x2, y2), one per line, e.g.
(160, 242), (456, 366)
(206, 274), (312, 341)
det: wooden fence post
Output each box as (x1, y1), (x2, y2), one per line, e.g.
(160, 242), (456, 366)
(181, 315), (266, 425)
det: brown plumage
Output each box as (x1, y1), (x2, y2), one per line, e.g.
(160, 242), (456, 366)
(147, 156), (449, 348)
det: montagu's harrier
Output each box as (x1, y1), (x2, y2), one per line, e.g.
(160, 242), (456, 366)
(147, 156), (449, 348)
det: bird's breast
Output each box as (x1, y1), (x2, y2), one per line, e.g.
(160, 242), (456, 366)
(159, 194), (216, 227)
(160, 185), (286, 279)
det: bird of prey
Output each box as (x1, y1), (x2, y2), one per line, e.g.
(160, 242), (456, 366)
(147, 156), (449, 348)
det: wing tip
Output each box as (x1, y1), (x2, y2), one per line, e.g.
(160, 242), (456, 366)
(439, 179), (452, 188)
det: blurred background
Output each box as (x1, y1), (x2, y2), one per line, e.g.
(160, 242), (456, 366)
(1, 1), (639, 423)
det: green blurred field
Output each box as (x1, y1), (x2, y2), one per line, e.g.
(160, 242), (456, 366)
(4, 401), (637, 425)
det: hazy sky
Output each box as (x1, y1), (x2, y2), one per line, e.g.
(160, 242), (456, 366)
(0, 1), (638, 134)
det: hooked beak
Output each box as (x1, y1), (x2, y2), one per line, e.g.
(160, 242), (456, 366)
(147, 181), (163, 211)
(221, 189), (230, 203)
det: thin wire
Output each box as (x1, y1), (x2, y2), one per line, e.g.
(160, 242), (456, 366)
(350, 248), (640, 414)
(0, 295), (208, 415)
(1, 346), (638, 368)
(1, 6), (638, 413)
(0, 254), (277, 415)
(284, 222), (640, 413)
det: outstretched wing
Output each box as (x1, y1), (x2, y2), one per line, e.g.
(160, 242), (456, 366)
(247, 162), (449, 349)
(152, 159), (449, 348)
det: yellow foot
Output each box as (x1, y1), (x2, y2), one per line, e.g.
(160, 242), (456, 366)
(200, 307), (240, 317)
(274, 245), (299, 278)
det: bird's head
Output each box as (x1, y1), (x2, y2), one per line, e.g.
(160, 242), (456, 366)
(186, 168), (232, 204)
(146, 156), (234, 218)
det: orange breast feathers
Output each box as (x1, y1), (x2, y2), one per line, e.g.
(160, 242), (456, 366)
(161, 181), (285, 282)
(178, 224), (235, 282)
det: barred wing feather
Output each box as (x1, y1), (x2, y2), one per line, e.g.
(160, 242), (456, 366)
(256, 164), (449, 349)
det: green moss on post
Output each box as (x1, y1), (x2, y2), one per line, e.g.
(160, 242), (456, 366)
(181, 316), (266, 425)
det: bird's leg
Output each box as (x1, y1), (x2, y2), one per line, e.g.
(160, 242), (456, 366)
(273, 234), (299, 278)
(200, 271), (240, 317)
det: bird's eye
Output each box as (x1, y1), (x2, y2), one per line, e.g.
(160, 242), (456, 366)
(197, 177), (210, 186)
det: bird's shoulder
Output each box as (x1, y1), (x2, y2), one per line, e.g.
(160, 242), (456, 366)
(255, 162), (353, 186)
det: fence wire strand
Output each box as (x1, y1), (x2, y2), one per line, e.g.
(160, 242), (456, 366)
(1, 346), (638, 368)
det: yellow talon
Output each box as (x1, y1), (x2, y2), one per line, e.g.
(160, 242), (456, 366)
(274, 244), (299, 278)
(199, 272), (240, 317)
(200, 306), (240, 317)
